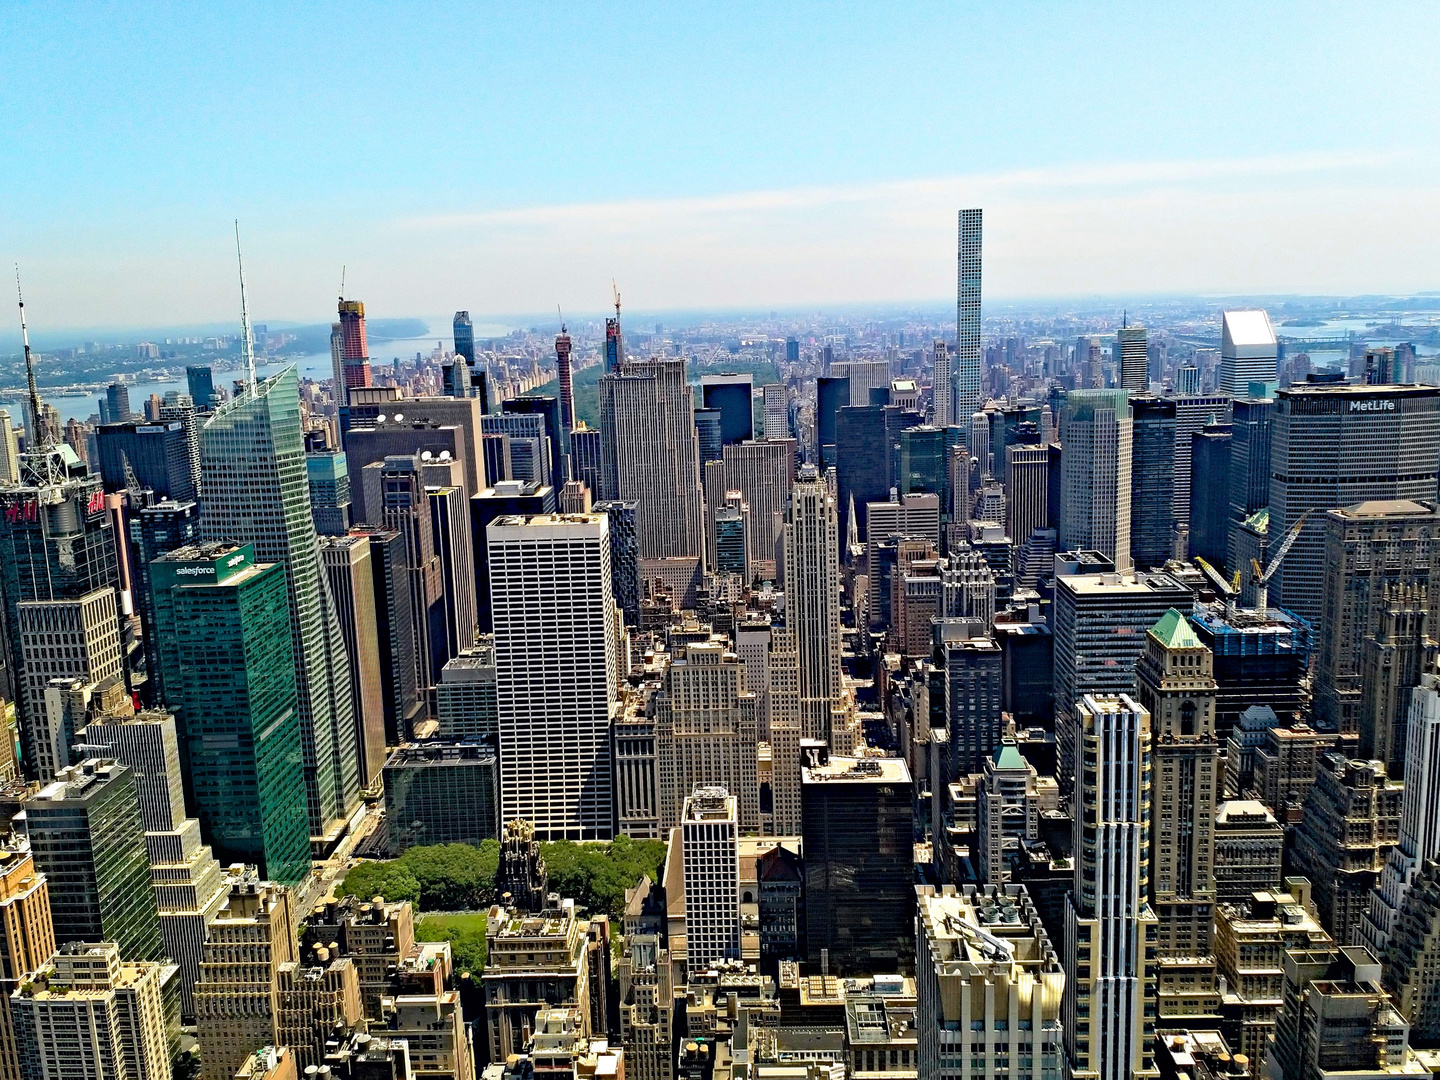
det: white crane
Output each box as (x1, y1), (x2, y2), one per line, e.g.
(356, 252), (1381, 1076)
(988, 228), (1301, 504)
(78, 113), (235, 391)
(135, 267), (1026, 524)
(1250, 510), (1312, 613)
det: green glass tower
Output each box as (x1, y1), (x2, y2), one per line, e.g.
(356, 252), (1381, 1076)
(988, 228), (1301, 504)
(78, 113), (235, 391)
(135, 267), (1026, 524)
(199, 368), (359, 838)
(150, 542), (310, 883)
(26, 759), (165, 962)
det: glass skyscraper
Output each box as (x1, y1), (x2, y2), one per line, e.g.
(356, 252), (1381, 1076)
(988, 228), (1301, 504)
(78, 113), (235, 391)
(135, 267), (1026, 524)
(199, 367), (359, 837)
(151, 543), (311, 882)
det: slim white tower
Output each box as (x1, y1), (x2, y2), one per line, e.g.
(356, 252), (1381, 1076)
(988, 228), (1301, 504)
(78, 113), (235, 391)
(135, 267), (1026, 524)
(955, 209), (983, 420)
(930, 340), (953, 428)
(1059, 389), (1134, 570)
(488, 513), (621, 840)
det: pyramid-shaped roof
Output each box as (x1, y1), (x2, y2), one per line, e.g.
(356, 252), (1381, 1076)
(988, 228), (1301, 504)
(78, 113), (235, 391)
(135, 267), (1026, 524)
(1149, 608), (1201, 649)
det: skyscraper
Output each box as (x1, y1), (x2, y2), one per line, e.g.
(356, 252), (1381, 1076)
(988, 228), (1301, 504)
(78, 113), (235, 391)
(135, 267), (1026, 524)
(1190, 423), (1232, 567)
(681, 786), (741, 969)
(801, 749), (914, 974)
(1172, 394), (1232, 531)
(1117, 321), (1149, 392)
(1059, 389), (1134, 569)
(1006, 439), (1051, 566)
(598, 358), (706, 562)
(95, 419), (196, 502)
(453, 310), (489, 411)
(488, 514), (621, 840)
(1227, 395), (1273, 574)
(338, 298), (373, 392)
(762, 383), (789, 439)
(555, 324), (575, 437)
(930, 339), (953, 428)
(1315, 499), (1440, 747)
(186, 365), (217, 410)
(1268, 383), (1440, 625)
(105, 381), (133, 424)
(0, 835), (54, 1080)
(1136, 610), (1222, 1026)
(783, 467), (845, 752)
(1064, 694), (1159, 1080)
(305, 446), (351, 535)
(27, 759), (165, 962)
(700, 373), (754, 446)
(200, 366), (360, 837)
(956, 209), (983, 420)
(320, 535), (388, 792)
(150, 542), (311, 883)
(348, 526), (422, 744)
(1219, 309), (1278, 396)
(1129, 396), (1177, 569)
(815, 376), (848, 469)
(604, 310), (624, 373)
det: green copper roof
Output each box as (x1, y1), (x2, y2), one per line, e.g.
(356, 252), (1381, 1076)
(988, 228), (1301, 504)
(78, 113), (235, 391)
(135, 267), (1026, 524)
(1243, 506), (1269, 534)
(1150, 608), (1202, 649)
(993, 742), (1028, 771)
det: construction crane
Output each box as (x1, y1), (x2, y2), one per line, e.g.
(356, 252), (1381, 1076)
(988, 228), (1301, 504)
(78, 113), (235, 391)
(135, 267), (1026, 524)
(1250, 510), (1312, 613)
(1193, 556), (1242, 617)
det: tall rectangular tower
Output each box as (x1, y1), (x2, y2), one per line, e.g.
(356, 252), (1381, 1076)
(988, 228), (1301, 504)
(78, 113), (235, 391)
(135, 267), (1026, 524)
(598, 358), (706, 562)
(956, 209), (983, 420)
(1268, 383), (1440, 624)
(1219, 309), (1277, 396)
(930, 340), (953, 428)
(1064, 694), (1159, 1080)
(1118, 322), (1149, 393)
(488, 514), (621, 840)
(338, 299), (372, 391)
(783, 467), (845, 752)
(1136, 610), (1222, 1027)
(1059, 389), (1134, 570)
(681, 786), (741, 969)
(200, 367), (360, 838)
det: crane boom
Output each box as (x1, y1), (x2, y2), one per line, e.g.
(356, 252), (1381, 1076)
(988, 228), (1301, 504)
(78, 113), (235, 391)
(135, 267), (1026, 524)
(1252, 510), (1312, 613)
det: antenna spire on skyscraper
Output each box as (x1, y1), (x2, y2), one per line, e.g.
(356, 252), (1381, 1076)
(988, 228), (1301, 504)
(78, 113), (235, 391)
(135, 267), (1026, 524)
(234, 221), (257, 394)
(14, 266), (50, 450)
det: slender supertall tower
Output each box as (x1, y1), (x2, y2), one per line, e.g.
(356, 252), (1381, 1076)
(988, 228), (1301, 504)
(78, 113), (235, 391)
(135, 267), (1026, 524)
(555, 320), (576, 438)
(955, 209), (983, 420)
(338, 297), (372, 392)
(783, 466), (846, 753)
(604, 282), (624, 373)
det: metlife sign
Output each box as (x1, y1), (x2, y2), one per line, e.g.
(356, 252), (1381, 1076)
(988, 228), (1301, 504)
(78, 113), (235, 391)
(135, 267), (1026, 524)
(1350, 399), (1397, 412)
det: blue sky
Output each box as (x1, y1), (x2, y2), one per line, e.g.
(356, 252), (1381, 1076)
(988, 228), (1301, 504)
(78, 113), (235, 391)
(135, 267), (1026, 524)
(3, 2), (1438, 332)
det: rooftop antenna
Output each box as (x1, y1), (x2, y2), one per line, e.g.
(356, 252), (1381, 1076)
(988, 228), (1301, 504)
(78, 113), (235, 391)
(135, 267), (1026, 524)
(339, 265), (346, 303)
(15, 266), (49, 450)
(234, 221), (257, 394)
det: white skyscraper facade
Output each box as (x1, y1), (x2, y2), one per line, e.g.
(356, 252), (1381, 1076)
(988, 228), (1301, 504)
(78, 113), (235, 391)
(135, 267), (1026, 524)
(956, 209), (983, 421)
(1219, 309), (1278, 397)
(488, 514), (622, 840)
(681, 786), (741, 969)
(1064, 694), (1159, 1080)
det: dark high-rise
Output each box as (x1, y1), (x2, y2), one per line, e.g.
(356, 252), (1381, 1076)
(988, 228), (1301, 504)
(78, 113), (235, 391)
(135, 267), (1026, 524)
(129, 498), (201, 706)
(700, 374), (754, 446)
(1190, 423), (1232, 568)
(503, 396), (567, 489)
(349, 527), (422, 744)
(0, 446), (120, 779)
(186, 365), (217, 410)
(105, 383), (133, 424)
(95, 420), (196, 502)
(815, 376), (849, 469)
(1268, 383), (1440, 624)
(801, 748), (914, 975)
(454, 311), (489, 413)
(594, 500), (639, 626)
(1130, 396), (1177, 569)
(554, 325), (574, 436)
(1227, 396), (1273, 575)
(570, 427), (602, 496)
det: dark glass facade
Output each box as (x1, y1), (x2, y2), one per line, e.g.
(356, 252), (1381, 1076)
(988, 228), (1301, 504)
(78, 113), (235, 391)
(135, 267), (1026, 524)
(382, 740), (499, 854)
(1130, 396), (1177, 569)
(701, 379), (754, 446)
(1190, 424), (1232, 568)
(95, 420), (196, 502)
